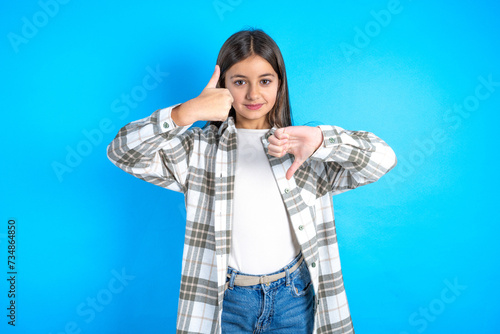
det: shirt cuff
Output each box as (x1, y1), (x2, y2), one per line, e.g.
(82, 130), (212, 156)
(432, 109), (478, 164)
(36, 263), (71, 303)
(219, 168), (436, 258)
(158, 103), (193, 133)
(310, 125), (358, 160)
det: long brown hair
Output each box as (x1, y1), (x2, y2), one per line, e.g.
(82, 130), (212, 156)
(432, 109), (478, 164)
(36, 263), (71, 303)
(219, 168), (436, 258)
(207, 29), (293, 129)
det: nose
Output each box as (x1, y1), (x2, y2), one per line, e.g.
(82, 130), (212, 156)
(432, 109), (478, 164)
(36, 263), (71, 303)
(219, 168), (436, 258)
(246, 84), (260, 101)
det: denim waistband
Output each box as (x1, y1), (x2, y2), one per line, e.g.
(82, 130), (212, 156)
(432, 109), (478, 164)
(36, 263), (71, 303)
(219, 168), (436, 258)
(226, 252), (303, 289)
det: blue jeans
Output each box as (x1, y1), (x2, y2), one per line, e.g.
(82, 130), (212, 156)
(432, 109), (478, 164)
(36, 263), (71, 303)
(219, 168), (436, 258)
(221, 252), (315, 333)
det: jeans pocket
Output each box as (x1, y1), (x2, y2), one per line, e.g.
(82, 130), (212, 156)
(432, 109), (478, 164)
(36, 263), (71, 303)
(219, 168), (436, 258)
(290, 263), (313, 297)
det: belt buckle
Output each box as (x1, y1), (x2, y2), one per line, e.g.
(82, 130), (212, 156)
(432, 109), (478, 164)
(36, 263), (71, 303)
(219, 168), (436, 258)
(260, 275), (270, 286)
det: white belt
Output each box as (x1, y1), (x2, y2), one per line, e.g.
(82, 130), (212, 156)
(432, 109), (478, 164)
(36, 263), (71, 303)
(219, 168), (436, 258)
(225, 256), (304, 289)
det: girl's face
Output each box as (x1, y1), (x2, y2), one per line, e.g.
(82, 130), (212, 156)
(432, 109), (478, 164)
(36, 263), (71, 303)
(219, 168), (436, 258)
(225, 55), (280, 129)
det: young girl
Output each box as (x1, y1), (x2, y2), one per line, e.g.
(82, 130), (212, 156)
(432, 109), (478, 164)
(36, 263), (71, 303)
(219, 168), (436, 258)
(107, 29), (397, 334)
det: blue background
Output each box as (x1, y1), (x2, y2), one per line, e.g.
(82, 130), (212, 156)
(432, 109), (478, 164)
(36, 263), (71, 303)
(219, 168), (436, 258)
(2, 0), (499, 333)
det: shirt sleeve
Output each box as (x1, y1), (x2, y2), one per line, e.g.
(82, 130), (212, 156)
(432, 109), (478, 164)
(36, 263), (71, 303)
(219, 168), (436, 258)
(106, 104), (194, 193)
(309, 124), (397, 195)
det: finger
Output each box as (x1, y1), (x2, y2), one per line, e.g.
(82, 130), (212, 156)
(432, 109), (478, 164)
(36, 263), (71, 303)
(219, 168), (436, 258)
(267, 143), (281, 155)
(268, 143), (290, 158)
(267, 149), (281, 158)
(286, 159), (303, 180)
(274, 128), (284, 140)
(275, 127), (289, 140)
(205, 65), (220, 89)
(268, 134), (287, 146)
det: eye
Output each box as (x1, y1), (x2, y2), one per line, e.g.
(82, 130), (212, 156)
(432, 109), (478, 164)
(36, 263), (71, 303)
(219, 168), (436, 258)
(234, 80), (245, 86)
(261, 79), (271, 85)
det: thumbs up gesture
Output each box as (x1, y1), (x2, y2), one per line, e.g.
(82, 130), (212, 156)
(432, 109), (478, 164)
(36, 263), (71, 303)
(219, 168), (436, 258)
(172, 65), (234, 126)
(197, 65), (234, 121)
(268, 126), (324, 180)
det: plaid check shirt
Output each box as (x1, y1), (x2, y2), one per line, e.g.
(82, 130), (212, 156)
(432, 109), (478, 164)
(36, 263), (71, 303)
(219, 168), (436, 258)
(107, 104), (397, 333)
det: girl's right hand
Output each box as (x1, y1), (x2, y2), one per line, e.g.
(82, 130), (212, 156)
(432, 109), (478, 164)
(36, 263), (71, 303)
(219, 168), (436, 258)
(172, 65), (233, 126)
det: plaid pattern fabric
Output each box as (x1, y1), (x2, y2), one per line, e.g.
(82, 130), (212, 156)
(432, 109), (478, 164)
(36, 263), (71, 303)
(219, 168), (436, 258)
(107, 104), (397, 334)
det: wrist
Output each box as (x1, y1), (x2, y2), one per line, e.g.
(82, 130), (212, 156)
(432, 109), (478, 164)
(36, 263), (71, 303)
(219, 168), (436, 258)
(314, 126), (324, 152)
(172, 101), (198, 126)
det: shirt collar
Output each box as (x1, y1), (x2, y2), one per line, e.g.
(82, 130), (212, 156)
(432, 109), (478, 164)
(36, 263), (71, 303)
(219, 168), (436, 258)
(218, 116), (277, 139)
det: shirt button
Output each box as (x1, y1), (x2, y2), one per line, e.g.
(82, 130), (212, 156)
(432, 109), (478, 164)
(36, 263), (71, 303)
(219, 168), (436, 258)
(311, 262), (316, 268)
(284, 188), (290, 194)
(163, 122), (169, 129)
(298, 225), (304, 231)
(329, 137), (335, 143)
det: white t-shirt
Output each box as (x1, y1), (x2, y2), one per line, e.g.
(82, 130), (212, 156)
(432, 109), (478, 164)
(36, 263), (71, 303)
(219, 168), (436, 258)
(228, 128), (301, 275)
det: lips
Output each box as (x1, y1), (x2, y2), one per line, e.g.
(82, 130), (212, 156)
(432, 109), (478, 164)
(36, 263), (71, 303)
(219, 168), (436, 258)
(245, 104), (263, 110)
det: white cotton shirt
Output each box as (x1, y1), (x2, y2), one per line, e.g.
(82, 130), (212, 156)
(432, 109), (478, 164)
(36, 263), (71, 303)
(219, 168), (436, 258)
(228, 128), (301, 275)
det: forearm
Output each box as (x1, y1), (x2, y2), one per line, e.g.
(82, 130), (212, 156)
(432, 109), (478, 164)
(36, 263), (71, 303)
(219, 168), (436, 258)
(171, 101), (199, 127)
(311, 125), (397, 186)
(106, 104), (192, 182)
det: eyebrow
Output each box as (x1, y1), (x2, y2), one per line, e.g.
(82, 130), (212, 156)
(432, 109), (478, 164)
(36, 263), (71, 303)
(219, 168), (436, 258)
(229, 73), (276, 79)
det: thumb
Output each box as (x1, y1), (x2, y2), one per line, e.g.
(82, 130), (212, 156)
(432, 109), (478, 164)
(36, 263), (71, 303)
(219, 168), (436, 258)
(205, 65), (220, 89)
(286, 158), (303, 180)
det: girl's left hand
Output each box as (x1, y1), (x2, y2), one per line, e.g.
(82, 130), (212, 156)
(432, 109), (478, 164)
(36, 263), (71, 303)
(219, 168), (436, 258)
(267, 126), (324, 180)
